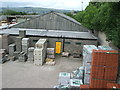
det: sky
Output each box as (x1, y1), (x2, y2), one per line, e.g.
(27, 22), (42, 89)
(0, 0), (91, 10)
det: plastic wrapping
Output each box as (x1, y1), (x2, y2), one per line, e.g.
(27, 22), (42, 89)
(59, 72), (70, 85)
(71, 66), (84, 79)
(98, 46), (113, 50)
(83, 45), (97, 84)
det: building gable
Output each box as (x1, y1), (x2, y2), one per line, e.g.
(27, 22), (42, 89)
(12, 12), (89, 32)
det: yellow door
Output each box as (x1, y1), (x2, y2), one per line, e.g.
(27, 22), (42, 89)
(55, 42), (62, 54)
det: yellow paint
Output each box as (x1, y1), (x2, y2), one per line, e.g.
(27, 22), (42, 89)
(55, 42), (62, 54)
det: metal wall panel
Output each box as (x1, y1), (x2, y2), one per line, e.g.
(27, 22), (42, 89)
(12, 12), (88, 32)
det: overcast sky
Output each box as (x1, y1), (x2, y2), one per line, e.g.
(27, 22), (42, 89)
(0, 0), (91, 10)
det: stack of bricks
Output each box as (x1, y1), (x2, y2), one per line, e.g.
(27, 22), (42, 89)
(22, 38), (29, 55)
(107, 83), (120, 90)
(27, 47), (35, 62)
(90, 50), (119, 89)
(80, 85), (90, 90)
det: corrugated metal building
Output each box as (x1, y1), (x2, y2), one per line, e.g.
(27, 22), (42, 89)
(11, 11), (89, 32)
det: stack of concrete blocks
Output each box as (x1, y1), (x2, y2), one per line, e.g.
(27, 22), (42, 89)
(14, 37), (22, 59)
(98, 46), (113, 50)
(27, 47), (35, 62)
(0, 35), (2, 49)
(2, 34), (9, 53)
(13, 51), (20, 59)
(9, 44), (16, 61)
(19, 30), (26, 38)
(0, 49), (6, 63)
(18, 51), (27, 62)
(9, 44), (16, 56)
(34, 48), (44, 65)
(34, 39), (47, 65)
(35, 39), (47, 49)
(47, 48), (55, 59)
(83, 45), (97, 84)
(22, 38), (29, 55)
(59, 72), (71, 85)
(15, 37), (22, 52)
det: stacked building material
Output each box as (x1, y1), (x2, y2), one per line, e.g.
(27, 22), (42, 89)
(82, 45), (97, 84)
(22, 38), (29, 55)
(13, 51), (20, 59)
(80, 85), (90, 90)
(0, 49), (7, 63)
(19, 30), (26, 38)
(70, 79), (83, 87)
(47, 48), (55, 59)
(9, 56), (15, 61)
(34, 48), (46, 65)
(0, 35), (2, 49)
(18, 51), (27, 62)
(45, 58), (56, 65)
(62, 52), (69, 57)
(2, 34), (9, 53)
(9, 44), (16, 56)
(107, 83), (120, 89)
(71, 66), (84, 79)
(35, 39), (47, 49)
(27, 47), (35, 62)
(15, 37), (22, 52)
(90, 50), (119, 89)
(98, 46), (113, 50)
(34, 39), (47, 65)
(59, 72), (71, 86)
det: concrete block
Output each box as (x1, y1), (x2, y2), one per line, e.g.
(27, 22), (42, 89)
(18, 51), (27, 62)
(22, 38), (29, 45)
(34, 48), (46, 65)
(15, 37), (22, 52)
(2, 34), (9, 53)
(35, 39), (47, 49)
(13, 51), (20, 59)
(9, 44), (16, 56)
(19, 30), (26, 38)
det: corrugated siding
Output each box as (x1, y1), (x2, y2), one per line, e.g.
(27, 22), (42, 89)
(12, 12), (89, 32)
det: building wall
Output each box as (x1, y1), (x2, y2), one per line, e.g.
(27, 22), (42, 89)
(64, 39), (98, 54)
(8, 35), (97, 55)
(12, 12), (89, 32)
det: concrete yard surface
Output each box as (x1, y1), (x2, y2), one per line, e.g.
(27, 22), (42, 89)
(2, 56), (82, 88)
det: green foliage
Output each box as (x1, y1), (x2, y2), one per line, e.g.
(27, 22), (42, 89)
(1, 7), (71, 15)
(65, 12), (75, 19)
(71, 2), (120, 48)
(2, 9), (38, 15)
(2, 9), (27, 15)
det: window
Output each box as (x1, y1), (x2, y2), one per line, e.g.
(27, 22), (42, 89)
(76, 42), (81, 45)
(65, 42), (70, 44)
